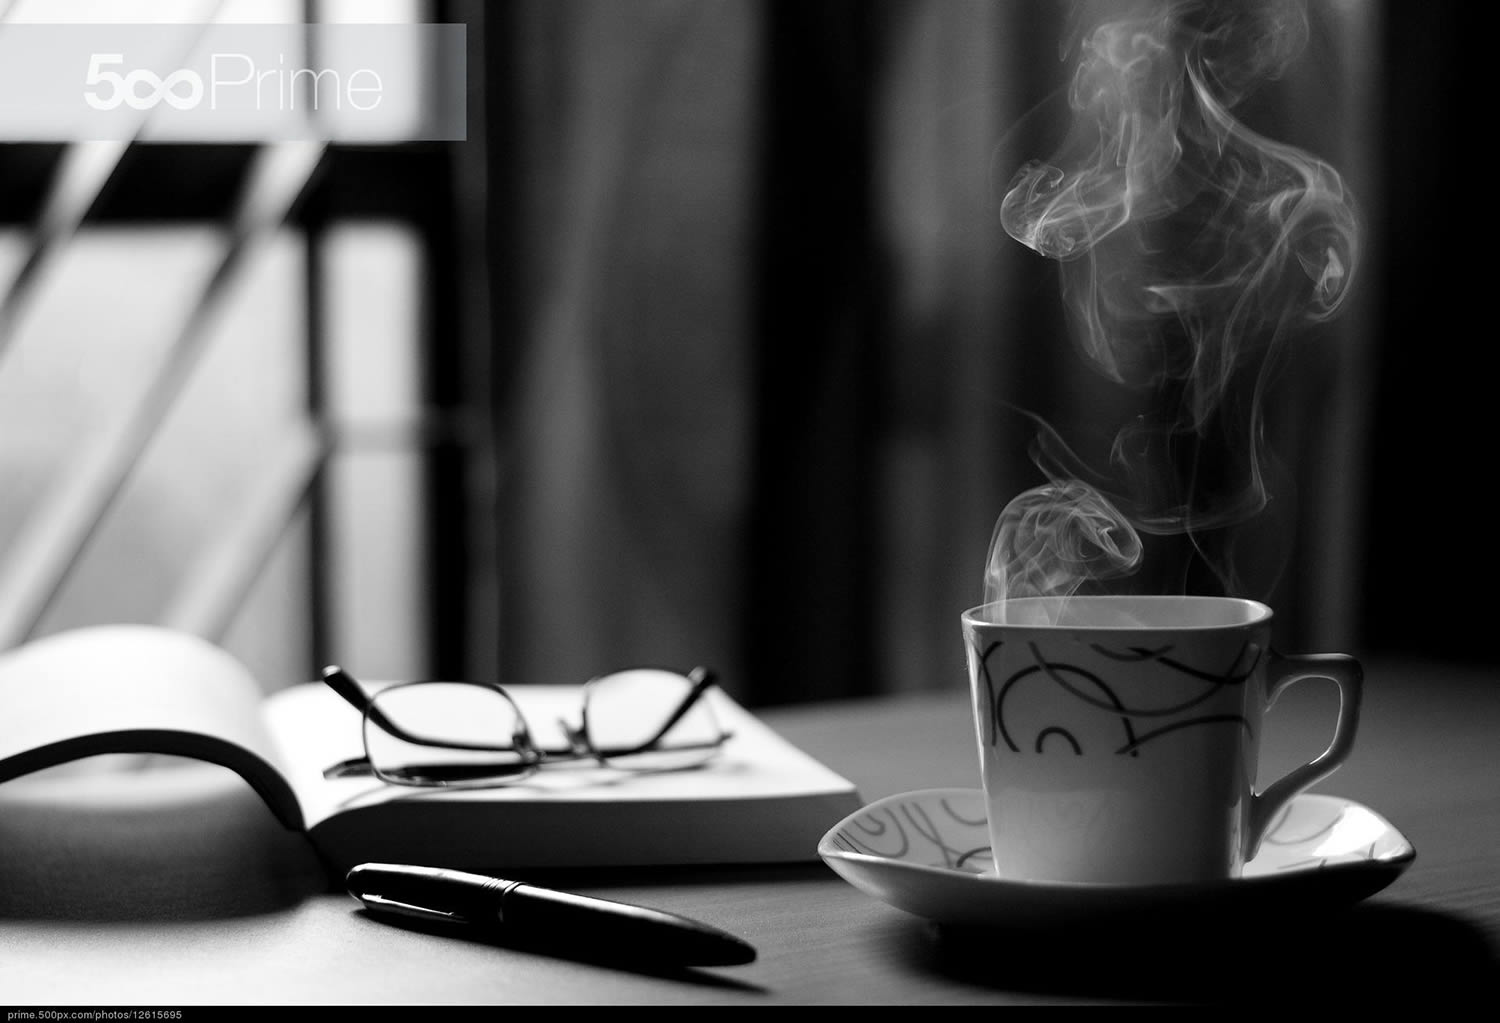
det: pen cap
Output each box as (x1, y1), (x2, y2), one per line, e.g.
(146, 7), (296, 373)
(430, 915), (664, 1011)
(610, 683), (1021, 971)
(347, 863), (511, 923)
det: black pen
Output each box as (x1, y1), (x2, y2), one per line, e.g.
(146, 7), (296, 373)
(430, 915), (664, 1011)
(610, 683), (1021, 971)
(346, 862), (757, 967)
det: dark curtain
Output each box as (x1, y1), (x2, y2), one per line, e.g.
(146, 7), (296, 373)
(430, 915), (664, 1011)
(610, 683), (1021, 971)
(1365, 4), (1489, 668)
(475, 1), (1406, 705)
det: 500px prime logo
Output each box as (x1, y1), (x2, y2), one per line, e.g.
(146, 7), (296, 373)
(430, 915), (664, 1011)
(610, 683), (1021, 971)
(83, 52), (383, 112)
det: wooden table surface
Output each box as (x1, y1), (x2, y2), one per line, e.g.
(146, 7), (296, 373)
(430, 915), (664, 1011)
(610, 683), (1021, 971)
(1, 655), (1496, 1006)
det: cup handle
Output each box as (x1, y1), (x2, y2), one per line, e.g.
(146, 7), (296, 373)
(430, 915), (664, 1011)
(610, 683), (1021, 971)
(1247, 652), (1364, 857)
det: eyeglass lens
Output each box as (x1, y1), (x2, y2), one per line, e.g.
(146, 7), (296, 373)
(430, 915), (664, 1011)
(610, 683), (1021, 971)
(364, 681), (535, 787)
(583, 668), (722, 771)
(362, 669), (723, 786)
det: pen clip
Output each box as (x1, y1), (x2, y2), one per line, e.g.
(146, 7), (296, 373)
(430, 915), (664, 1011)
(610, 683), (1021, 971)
(357, 892), (463, 925)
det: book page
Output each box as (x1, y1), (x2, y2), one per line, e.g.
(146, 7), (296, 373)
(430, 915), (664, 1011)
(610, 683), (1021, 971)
(265, 681), (859, 829)
(0, 625), (300, 828)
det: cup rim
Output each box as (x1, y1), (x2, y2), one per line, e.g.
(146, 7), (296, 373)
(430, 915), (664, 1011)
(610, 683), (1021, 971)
(961, 594), (1273, 631)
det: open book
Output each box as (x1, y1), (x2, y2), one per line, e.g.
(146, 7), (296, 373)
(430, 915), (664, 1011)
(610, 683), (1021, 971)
(0, 625), (861, 875)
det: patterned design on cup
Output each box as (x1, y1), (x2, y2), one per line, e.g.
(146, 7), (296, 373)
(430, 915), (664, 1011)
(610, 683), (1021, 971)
(973, 638), (1263, 758)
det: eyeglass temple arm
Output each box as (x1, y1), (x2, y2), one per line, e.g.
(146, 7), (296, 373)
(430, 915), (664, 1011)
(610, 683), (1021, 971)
(323, 755), (537, 782)
(320, 665), (420, 744)
(322, 666), (536, 753)
(631, 666), (722, 749)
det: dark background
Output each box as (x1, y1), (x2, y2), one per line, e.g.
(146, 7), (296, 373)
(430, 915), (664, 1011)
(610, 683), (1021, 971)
(1365, 3), (1487, 666)
(0, 2), (1489, 703)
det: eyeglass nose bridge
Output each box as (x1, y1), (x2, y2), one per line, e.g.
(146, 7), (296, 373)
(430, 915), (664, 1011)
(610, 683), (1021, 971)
(557, 718), (603, 763)
(512, 722), (544, 764)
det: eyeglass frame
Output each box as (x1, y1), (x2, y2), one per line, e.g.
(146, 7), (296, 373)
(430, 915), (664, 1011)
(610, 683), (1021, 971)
(318, 664), (732, 787)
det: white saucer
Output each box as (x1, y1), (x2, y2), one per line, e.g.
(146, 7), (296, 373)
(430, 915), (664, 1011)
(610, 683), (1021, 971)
(819, 788), (1415, 928)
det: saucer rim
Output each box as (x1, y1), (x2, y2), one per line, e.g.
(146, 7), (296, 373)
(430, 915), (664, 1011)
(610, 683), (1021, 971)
(818, 786), (1417, 895)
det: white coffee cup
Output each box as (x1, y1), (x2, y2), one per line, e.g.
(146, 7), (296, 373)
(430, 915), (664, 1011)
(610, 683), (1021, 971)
(961, 595), (1361, 886)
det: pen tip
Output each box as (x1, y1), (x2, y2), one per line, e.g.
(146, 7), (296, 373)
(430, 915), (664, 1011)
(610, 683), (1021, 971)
(690, 925), (757, 966)
(720, 940), (758, 966)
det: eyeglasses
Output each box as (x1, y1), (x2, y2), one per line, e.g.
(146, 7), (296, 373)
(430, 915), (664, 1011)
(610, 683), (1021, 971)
(318, 665), (732, 788)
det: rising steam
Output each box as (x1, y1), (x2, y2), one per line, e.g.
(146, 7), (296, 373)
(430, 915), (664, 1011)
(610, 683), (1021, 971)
(985, 0), (1359, 604)
(982, 481), (1142, 606)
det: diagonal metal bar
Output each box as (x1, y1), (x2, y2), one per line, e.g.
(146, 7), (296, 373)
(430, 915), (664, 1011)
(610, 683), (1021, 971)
(162, 421), (329, 641)
(0, 141), (328, 649)
(0, 143), (126, 360)
(159, 408), (471, 645)
(0, 7), (226, 364)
